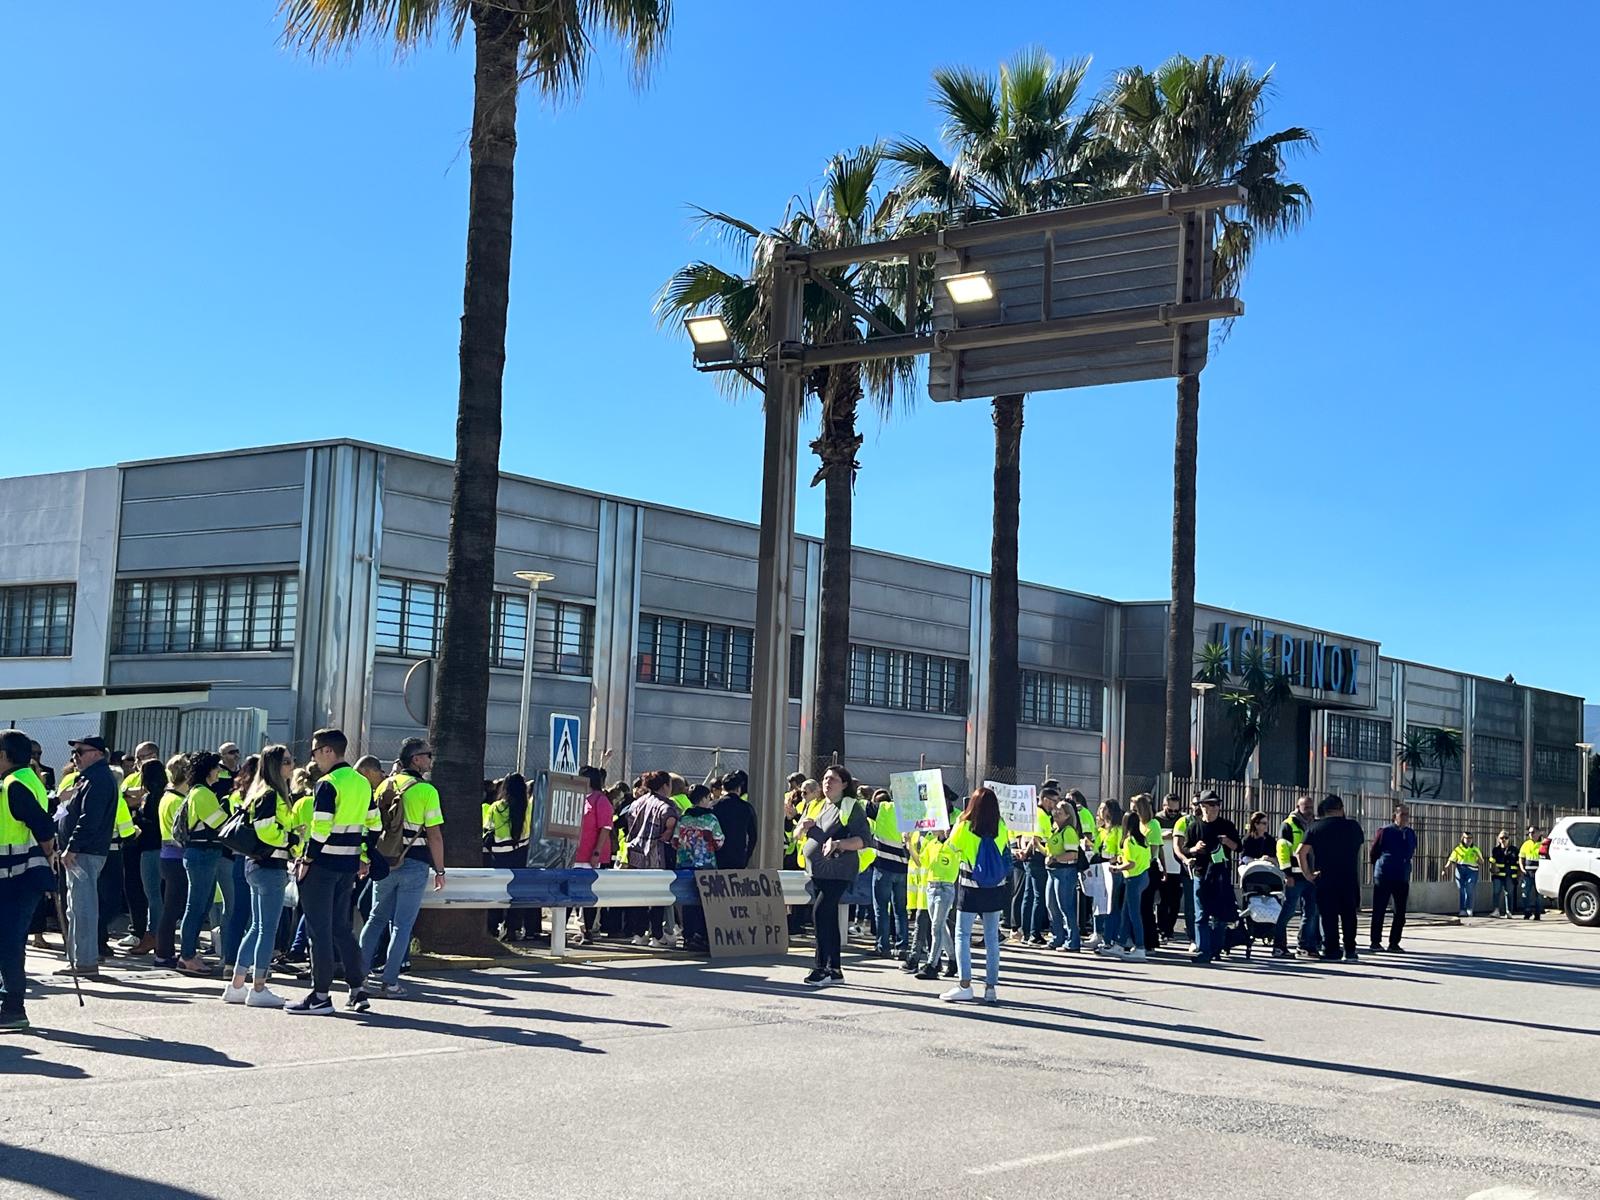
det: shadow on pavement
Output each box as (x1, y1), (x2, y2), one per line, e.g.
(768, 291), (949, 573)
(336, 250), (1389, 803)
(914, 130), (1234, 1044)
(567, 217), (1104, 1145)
(353, 1011), (606, 1054)
(39, 1029), (250, 1069)
(0, 1043), (90, 1079)
(562, 958), (1600, 1113)
(0, 1144), (218, 1198)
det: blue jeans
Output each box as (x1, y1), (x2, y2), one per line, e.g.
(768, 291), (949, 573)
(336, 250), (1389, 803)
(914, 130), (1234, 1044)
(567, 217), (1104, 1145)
(1105, 871), (1127, 946)
(926, 881), (955, 968)
(1, 876), (48, 1015)
(238, 861), (289, 981)
(1275, 875), (1320, 952)
(139, 849), (164, 941)
(1520, 873), (1543, 917)
(1455, 866), (1479, 914)
(1492, 877), (1513, 916)
(64, 852), (107, 969)
(359, 857), (431, 987)
(179, 845), (223, 960)
(871, 867), (908, 954)
(1045, 864), (1081, 949)
(1117, 872), (1150, 949)
(1193, 874), (1222, 960)
(956, 909), (1000, 989)
(221, 854), (248, 967)
(1020, 854), (1048, 939)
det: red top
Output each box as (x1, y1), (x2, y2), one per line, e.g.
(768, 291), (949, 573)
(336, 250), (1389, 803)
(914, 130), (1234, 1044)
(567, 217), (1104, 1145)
(575, 791), (615, 866)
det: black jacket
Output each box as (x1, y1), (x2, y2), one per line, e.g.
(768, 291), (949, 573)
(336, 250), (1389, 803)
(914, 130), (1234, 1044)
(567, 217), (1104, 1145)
(712, 794), (758, 870)
(58, 759), (118, 856)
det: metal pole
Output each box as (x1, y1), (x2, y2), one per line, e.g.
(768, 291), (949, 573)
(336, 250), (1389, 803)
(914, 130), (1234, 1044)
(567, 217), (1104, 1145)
(748, 248), (805, 870)
(513, 573), (553, 776)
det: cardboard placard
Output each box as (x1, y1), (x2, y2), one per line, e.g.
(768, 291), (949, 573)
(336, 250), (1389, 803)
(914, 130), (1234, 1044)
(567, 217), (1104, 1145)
(541, 771), (587, 840)
(985, 781), (1037, 837)
(694, 870), (790, 959)
(889, 769), (949, 835)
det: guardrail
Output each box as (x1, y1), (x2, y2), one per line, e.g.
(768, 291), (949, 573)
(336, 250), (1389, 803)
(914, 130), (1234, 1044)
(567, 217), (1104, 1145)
(417, 867), (869, 956)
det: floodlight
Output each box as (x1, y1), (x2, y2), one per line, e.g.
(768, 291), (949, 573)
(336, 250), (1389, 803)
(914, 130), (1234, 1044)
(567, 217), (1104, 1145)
(685, 315), (735, 363)
(944, 271), (996, 305)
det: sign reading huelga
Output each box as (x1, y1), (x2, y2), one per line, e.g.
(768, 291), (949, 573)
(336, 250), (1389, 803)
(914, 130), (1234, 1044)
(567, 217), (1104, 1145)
(1208, 622), (1363, 696)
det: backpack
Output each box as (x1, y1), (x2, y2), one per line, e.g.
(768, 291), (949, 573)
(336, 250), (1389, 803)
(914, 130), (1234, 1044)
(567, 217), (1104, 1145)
(171, 796), (196, 849)
(970, 834), (1009, 888)
(374, 776), (412, 868)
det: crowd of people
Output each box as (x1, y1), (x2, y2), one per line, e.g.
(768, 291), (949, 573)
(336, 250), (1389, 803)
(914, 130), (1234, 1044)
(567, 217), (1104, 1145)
(0, 729), (1558, 1029)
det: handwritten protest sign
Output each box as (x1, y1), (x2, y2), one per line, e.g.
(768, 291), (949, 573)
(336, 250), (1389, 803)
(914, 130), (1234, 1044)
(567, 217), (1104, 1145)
(984, 781), (1037, 836)
(695, 870), (790, 959)
(889, 769), (949, 836)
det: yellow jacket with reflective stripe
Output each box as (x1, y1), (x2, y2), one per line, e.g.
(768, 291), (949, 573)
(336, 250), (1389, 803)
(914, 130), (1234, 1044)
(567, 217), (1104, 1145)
(1, 769), (51, 879)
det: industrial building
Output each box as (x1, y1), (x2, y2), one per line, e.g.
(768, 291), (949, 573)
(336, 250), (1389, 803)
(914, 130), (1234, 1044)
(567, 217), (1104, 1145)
(0, 439), (1585, 811)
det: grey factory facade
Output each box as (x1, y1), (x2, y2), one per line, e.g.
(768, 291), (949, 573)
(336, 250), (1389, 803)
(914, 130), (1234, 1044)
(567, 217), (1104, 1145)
(0, 438), (1585, 811)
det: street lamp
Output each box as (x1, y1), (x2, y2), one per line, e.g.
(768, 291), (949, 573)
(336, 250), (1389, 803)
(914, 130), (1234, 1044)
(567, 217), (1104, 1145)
(1192, 681), (1217, 786)
(513, 570), (556, 776)
(1578, 742), (1594, 812)
(684, 315), (735, 364)
(942, 269), (1001, 323)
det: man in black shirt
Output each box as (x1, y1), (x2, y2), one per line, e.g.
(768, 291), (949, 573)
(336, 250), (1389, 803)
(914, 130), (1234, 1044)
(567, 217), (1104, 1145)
(1182, 791), (1240, 964)
(1296, 794), (1365, 962)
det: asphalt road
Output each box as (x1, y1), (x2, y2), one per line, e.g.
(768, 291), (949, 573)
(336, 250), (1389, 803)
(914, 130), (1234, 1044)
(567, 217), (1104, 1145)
(1, 918), (1596, 1200)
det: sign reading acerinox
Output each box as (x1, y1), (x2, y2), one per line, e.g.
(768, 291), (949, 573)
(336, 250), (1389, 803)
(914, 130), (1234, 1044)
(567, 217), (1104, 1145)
(1208, 621), (1365, 698)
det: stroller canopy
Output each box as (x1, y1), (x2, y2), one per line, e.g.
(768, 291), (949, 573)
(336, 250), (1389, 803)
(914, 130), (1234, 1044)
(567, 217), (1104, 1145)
(1239, 858), (1285, 895)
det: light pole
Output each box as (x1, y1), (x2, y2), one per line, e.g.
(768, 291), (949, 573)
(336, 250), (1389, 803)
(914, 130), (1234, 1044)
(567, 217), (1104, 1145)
(1578, 742), (1594, 812)
(513, 570), (555, 777)
(1192, 681), (1216, 787)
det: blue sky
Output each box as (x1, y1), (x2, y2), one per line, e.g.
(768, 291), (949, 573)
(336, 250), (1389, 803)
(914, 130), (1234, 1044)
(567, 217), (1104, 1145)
(4, 2), (1596, 700)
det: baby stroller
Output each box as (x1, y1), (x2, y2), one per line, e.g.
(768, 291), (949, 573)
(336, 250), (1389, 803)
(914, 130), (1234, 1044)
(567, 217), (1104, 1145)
(1229, 859), (1286, 959)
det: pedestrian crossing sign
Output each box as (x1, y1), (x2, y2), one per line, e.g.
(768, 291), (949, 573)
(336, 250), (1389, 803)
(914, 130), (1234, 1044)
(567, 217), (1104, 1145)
(550, 713), (581, 774)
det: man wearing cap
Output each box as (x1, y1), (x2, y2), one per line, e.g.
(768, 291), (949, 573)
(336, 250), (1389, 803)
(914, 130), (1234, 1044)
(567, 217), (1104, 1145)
(357, 737), (445, 999)
(1180, 790), (1240, 965)
(216, 743), (241, 799)
(55, 735), (120, 978)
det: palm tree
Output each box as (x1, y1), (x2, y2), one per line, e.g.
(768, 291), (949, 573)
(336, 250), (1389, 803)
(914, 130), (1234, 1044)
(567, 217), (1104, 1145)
(1395, 728), (1432, 797)
(1103, 55), (1314, 786)
(1425, 727), (1464, 797)
(889, 49), (1123, 778)
(1195, 640), (1293, 779)
(280, 0), (671, 950)
(657, 146), (920, 771)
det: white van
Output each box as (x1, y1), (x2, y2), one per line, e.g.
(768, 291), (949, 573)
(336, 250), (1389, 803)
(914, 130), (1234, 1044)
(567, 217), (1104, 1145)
(1534, 817), (1600, 927)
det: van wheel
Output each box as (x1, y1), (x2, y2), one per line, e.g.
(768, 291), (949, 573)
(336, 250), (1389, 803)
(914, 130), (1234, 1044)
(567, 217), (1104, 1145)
(1565, 882), (1600, 927)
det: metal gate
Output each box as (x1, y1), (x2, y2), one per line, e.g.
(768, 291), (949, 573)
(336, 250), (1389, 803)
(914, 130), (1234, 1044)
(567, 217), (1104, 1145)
(109, 707), (267, 755)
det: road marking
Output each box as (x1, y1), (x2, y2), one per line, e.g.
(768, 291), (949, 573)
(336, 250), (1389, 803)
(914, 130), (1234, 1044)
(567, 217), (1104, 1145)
(967, 1136), (1154, 1177)
(1371, 1068), (1475, 1094)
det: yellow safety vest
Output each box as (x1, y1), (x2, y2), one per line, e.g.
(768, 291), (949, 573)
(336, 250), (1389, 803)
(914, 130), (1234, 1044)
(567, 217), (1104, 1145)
(1, 768), (51, 880)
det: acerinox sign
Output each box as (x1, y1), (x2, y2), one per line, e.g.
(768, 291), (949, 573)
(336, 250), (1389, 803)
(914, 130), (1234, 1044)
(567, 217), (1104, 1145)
(1208, 622), (1362, 697)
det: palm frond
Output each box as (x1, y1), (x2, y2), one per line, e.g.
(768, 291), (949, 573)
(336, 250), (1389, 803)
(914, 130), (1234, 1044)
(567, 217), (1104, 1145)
(277, 0), (462, 56)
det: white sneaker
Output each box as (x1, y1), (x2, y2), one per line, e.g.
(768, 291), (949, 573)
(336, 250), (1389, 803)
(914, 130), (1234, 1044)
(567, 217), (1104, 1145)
(981, 986), (998, 1005)
(940, 984), (975, 1003)
(1123, 948), (1147, 962)
(1087, 934), (1103, 950)
(648, 937), (671, 949)
(245, 987), (287, 1009)
(630, 935), (648, 946)
(1095, 943), (1118, 957)
(221, 983), (248, 1005)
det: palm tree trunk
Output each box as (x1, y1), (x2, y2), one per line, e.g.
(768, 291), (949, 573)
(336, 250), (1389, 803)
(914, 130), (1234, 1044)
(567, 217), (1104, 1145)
(1163, 372), (1200, 782)
(986, 394), (1023, 778)
(424, 3), (523, 954)
(809, 374), (862, 771)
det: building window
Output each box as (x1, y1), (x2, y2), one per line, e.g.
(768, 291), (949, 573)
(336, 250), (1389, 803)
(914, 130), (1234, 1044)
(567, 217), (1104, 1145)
(1327, 714), (1391, 763)
(0, 583), (74, 658)
(847, 644), (968, 716)
(375, 578), (443, 657)
(1533, 745), (1576, 784)
(1019, 669), (1101, 731)
(113, 574), (296, 654)
(637, 614), (753, 693)
(789, 635), (805, 701)
(495, 593), (593, 675)
(377, 577), (593, 675)
(1473, 734), (1523, 779)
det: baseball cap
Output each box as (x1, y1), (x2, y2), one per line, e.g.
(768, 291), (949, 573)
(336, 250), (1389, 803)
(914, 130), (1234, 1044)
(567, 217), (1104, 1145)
(68, 735), (108, 753)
